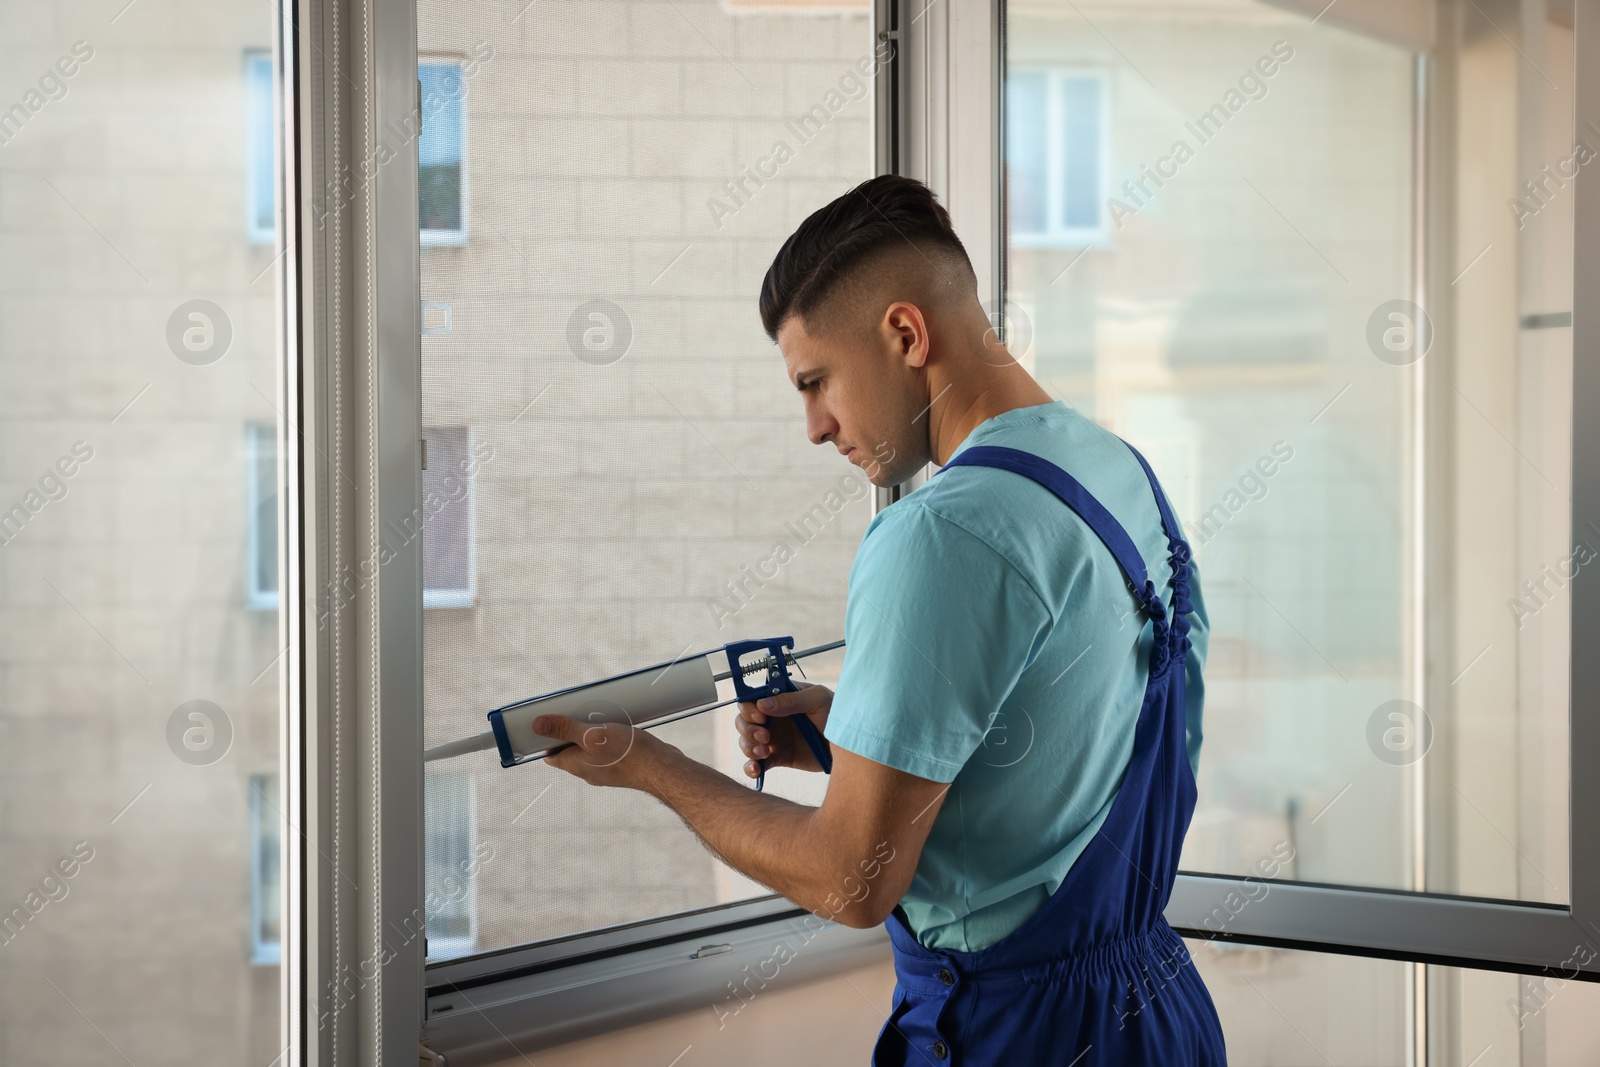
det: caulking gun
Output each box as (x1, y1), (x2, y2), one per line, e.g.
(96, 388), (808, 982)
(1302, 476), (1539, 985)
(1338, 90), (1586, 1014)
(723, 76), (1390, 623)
(422, 636), (841, 791)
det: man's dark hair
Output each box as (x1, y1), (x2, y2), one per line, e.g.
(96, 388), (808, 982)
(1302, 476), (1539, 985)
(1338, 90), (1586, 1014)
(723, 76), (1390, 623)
(759, 175), (975, 341)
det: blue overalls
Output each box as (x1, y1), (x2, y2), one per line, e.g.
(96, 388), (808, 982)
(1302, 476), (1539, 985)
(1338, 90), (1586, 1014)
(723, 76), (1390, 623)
(871, 444), (1227, 1066)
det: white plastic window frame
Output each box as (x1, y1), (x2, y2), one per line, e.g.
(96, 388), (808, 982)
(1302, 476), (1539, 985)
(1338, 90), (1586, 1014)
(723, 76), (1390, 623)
(1006, 66), (1111, 249)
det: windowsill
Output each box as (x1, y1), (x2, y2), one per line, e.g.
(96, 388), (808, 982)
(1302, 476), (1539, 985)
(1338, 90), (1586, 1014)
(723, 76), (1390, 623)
(422, 229), (468, 247)
(422, 902), (889, 1061)
(424, 588), (476, 610)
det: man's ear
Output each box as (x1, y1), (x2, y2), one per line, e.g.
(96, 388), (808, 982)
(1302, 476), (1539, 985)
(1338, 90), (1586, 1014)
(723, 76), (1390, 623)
(882, 301), (930, 370)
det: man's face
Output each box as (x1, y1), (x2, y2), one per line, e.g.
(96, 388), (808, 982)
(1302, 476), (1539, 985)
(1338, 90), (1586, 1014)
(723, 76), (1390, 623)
(775, 313), (927, 487)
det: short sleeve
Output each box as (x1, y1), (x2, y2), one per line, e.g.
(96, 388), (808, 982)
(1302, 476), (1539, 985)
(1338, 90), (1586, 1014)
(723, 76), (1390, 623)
(825, 505), (1053, 783)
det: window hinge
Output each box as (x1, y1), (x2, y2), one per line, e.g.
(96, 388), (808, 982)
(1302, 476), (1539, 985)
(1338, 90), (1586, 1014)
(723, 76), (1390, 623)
(692, 942), (733, 959)
(419, 1041), (448, 1066)
(878, 29), (900, 41)
(421, 438), (428, 470)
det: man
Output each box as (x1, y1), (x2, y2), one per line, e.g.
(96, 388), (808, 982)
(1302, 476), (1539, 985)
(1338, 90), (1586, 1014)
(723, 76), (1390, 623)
(533, 175), (1226, 1064)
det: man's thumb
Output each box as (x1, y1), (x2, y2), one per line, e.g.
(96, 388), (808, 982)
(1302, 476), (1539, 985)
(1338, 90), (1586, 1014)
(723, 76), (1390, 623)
(533, 714), (573, 741)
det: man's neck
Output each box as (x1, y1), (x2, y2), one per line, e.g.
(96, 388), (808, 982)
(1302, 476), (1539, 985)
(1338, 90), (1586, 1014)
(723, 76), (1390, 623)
(927, 369), (1054, 467)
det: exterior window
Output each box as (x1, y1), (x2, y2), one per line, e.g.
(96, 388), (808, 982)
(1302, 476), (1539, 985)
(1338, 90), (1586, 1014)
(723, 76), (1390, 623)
(425, 773), (477, 958)
(244, 50), (275, 244)
(246, 422), (278, 611)
(250, 775), (281, 965)
(422, 427), (476, 609)
(419, 60), (467, 245)
(1008, 68), (1108, 247)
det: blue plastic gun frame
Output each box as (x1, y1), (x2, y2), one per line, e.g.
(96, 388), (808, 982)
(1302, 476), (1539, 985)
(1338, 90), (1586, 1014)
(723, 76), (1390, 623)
(487, 655), (719, 768)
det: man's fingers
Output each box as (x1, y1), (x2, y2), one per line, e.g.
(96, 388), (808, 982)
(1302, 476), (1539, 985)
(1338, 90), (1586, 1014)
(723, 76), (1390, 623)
(533, 714), (579, 746)
(743, 690), (816, 718)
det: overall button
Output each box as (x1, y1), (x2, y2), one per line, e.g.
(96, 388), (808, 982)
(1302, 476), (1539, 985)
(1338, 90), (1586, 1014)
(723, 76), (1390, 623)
(937, 967), (955, 986)
(932, 1039), (949, 1059)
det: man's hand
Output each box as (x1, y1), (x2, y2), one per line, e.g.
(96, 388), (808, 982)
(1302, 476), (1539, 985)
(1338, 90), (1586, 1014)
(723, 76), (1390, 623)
(533, 714), (682, 791)
(736, 681), (833, 779)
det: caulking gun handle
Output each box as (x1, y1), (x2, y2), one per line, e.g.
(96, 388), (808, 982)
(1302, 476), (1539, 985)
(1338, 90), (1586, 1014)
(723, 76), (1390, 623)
(790, 714), (833, 775)
(753, 671), (835, 789)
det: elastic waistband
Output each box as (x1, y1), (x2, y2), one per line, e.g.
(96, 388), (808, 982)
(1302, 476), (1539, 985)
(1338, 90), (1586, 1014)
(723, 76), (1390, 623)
(888, 922), (1191, 993)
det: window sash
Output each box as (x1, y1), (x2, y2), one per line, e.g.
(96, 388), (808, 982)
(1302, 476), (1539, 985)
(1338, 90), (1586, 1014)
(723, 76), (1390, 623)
(998, 0), (1600, 982)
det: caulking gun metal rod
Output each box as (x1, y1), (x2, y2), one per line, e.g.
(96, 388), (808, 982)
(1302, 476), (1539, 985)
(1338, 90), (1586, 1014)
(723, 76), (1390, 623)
(709, 638), (846, 683)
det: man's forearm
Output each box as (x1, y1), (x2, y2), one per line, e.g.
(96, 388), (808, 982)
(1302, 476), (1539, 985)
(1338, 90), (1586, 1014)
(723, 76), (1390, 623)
(641, 752), (853, 919)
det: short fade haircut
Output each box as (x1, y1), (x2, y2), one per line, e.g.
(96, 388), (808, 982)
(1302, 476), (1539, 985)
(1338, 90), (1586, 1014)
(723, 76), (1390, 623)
(758, 174), (976, 341)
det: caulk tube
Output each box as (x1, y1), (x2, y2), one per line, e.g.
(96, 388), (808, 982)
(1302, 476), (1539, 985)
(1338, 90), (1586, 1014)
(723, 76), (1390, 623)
(488, 654), (719, 767)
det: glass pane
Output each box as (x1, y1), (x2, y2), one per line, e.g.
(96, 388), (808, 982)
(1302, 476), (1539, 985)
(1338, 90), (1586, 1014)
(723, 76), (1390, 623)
(245, 52), (275, 243)
(1187, 940), (1408, 1065)
(1433, 0), (1573, 903)
(422, 426), (475, 603)
(1008, 68), (1050, 235)
(251, 775), (281, 959)
(1006, 0), (1573, 901)
(424, 772), (477, 955)
(0, 7), (285, 1065)
(419, 60), (465, 237)
(248, 422), (278, 607)
(1058, 74), (1100, 230)
(416, 3), (877, 954)
(1190, 943), (1600, 1065)
(1430, 960), (1600, 1065)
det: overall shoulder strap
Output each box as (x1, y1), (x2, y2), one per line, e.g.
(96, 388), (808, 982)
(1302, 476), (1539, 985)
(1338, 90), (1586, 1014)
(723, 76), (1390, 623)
(937, 444), (1152, 596)
(1120, 443), (1188, 551)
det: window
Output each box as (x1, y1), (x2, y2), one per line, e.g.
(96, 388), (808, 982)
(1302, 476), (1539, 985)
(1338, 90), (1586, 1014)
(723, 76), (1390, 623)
(419, 60), (467, 246)
(244, 49), (274, 244)
(1006, 0), (1600, 1027)
(245, 422), (278, 610)
(415, 0), (877, 968)
(422, 426), (476, 609)
(1007, 68), (1108, 247)
(250, 774), (281, 965)
(425, 773), (478, 959)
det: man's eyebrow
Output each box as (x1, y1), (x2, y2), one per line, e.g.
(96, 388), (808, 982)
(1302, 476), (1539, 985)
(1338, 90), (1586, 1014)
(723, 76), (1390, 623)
(793, 368), (818, 390)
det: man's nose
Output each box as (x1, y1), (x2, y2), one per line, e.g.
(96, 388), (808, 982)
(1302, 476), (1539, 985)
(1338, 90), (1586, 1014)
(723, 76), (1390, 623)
(806, 402), (838, 447)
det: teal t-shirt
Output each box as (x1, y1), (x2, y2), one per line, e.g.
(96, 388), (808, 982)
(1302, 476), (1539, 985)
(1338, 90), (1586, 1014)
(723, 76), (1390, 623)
(824, 401), (1209, 953)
